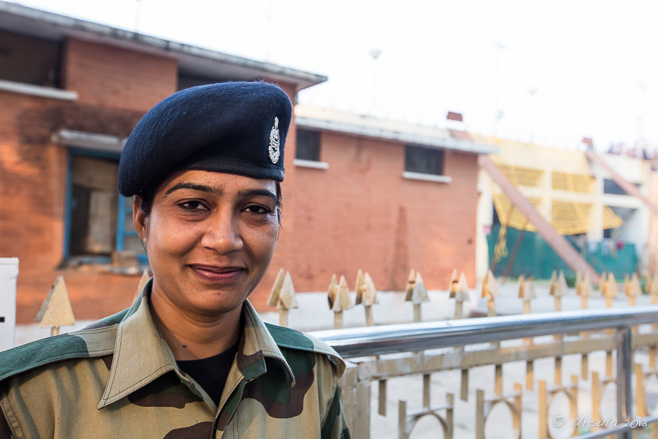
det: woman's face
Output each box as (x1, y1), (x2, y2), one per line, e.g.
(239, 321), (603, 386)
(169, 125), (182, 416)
(134, 170), (280, 318)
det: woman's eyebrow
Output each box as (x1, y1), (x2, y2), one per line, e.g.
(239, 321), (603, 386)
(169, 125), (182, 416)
(163, 182), (219, 197)
(163, 183), (279, 205)
(237, 189), (280, 206)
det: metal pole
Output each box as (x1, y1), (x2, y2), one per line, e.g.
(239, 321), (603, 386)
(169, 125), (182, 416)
(616, 326), (633, 439)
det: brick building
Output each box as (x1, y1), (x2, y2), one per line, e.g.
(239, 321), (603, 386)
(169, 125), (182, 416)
(0, 2), (493, 326)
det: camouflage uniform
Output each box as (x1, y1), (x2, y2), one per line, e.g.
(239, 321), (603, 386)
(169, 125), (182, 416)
(0, 290), (350, 439)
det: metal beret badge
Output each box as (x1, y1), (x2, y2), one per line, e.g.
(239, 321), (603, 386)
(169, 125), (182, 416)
(269, 117), (280, 164)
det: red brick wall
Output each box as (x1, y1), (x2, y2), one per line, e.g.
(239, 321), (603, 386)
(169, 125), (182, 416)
(249, 129), (479, 308)
(293, 132), (477, 292)
(2, 37), (178, 323)
(1, 91), (71, 322)
(63, 38), (177, 111)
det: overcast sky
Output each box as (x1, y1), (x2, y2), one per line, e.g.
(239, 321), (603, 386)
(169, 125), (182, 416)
(9, 0), (658, 151)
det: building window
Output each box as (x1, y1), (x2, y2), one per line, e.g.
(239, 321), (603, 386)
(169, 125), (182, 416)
(177, 72), (228, 91)
(0, 30), (62, 88)
(405, 145), (444, 175)
(603, 178), (637, 195)
(66, 151), (146, 264)
(296, 129), (321, 161)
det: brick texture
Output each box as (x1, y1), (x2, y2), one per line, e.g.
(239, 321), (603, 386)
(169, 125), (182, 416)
(1, 37), (177, 323)
(249, 131), (478, 309)
(63, 38), (177, 112)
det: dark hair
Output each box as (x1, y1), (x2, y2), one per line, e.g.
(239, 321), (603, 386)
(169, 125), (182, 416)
(138, 181), (282, 222)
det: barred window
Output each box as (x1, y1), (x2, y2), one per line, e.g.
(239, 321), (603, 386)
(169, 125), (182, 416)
(296, 129), (321, 161)
(405, 145), (444, 175)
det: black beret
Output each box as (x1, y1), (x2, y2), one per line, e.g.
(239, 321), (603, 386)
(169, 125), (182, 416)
(118, 81), (292, 197)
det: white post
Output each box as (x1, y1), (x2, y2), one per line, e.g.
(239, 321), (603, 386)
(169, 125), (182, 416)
(0, 258), (19, 351)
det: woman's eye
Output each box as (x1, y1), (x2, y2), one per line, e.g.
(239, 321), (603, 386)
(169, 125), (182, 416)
(245, 205), (272, 214)
(179, 201), (208, 211)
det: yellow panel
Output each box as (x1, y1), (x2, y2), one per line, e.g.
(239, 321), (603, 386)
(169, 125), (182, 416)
(492, 193), (539, 232)
(497, 165), (544, 187)
(552, 172), (593, 193)
(493, 195), (623, 235)
(602, 206), (624, 230)
(551, 200), (592, 235)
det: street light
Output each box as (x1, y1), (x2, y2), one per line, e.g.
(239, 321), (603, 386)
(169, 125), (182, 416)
(369, 48), (382, 115)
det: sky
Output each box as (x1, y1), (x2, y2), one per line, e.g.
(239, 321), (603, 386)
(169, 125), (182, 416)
(8, 0), (658, 151)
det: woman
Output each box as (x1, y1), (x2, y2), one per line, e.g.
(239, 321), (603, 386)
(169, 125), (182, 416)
(0, 82), (350, 439)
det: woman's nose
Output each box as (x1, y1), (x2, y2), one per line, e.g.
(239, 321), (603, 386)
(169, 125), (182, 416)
(200, 210), (244, 254)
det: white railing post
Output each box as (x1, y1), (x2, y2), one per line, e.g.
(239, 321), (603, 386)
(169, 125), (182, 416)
(0, 257), (19, 351)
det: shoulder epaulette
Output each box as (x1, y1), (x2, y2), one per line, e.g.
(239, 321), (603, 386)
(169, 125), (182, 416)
(0, 308), (128, 382)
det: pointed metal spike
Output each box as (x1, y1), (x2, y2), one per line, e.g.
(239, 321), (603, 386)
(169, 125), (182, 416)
(36, 276), (75, 330)
(267, 268), (286, 307)
(279, 272), (298, 310)
(355, 269), (365, 305)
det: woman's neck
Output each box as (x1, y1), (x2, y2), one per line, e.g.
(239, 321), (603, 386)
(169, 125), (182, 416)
(149, 292), (243, 361)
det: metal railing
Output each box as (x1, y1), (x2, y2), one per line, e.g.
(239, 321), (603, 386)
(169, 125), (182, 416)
(313, 307), (658, 439)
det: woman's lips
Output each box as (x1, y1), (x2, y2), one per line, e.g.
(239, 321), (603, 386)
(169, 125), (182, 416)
(188, 264), (246, 283)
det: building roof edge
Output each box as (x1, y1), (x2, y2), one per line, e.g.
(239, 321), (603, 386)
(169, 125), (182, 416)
(0, 1), (327, 90)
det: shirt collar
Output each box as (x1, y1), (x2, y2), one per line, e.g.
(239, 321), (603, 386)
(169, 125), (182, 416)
(98, 290), (176, 408)
(236, 300), (296, 387)
(98, 282), (295, 409)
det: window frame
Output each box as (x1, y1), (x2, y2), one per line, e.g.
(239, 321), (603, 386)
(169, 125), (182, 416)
(0, 29), (63, 89)
(403, 144), (451, 183)
(64, 149), (147, 265)
(296, 128), (321, 161)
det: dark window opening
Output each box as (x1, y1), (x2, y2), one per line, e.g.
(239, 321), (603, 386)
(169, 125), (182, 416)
(67, 153), (146, 265)
(69, 155), (119, 256)
(405, 145), (444, 175)
(0, 30), (62, 88)
(177, 72), (231, 91)
(603, 178), (638, 195)
(296, 129), (321, 161)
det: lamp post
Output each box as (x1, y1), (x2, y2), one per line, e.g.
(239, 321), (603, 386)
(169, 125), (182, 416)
(368, 48), (382, 115)
(492, 40), (506, 135)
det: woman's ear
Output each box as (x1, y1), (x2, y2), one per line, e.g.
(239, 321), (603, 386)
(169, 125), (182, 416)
(133, 196), (148, 243)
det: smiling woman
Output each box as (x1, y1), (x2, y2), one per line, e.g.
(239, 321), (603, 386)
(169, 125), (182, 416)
(139, 172), (281, 358)
(0, 82), (350, 439)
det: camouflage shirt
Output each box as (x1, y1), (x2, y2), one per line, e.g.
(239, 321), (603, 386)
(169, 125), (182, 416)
(0, 292), (350, 439)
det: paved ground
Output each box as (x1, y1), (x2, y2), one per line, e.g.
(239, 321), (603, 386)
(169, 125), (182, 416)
(12, 280), (658, 438)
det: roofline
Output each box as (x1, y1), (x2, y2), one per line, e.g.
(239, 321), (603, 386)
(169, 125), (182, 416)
(296, 116), (498, 155)
(0, 1), (327, 91)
